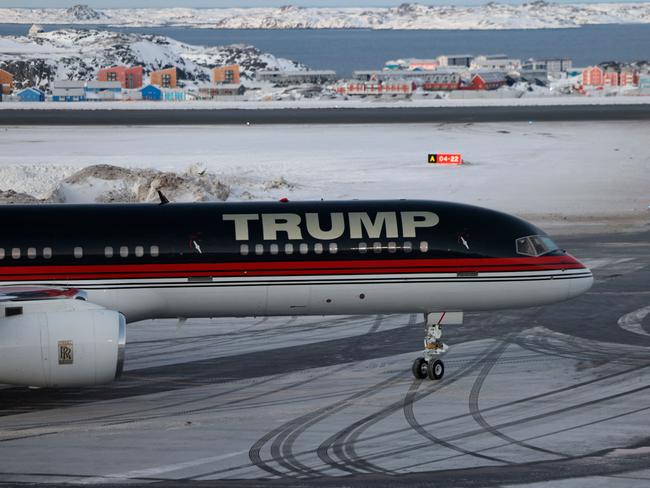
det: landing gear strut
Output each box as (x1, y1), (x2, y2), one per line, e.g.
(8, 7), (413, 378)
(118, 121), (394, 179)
(412, 312), (449, 380)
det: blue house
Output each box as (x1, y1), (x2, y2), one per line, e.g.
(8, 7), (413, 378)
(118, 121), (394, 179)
(140, 84), (162, 101)
(17, 87), (45, 102)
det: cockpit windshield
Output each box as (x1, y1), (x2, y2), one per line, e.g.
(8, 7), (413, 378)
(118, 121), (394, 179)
(515, 235), (559, 257)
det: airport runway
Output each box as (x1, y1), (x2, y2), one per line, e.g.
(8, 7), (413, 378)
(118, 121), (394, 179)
(0, 228), (649, 487)
(1, 104), (650, 125)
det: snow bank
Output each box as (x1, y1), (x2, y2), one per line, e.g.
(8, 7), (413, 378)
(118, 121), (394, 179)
(0, 164), (230, 204)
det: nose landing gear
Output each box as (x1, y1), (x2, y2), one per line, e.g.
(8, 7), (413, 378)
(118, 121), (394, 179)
(412, 312), (449, 380)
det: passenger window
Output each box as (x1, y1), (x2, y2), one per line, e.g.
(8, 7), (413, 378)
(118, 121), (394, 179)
(135, 246), (144, 258)
(373, 242), (382, 253)
(119, 246), (129, 258)
(299, 243), (308, 254)
(105, 246), (114, 258)
(255, 244), (264, 255)
(329, 243), (338, 254)
(358, 242), (367, 254)
(403, 241), (413, 253)
(387, 242), (397, 253)
(270, 243), (279, 255)
(74, 247), (83, 259)
(240, 244), (249, 256)
(27, 248), (36, 259)
(314, 243), (323, 254)
(11, 248), (20, 259)
(43, 247), (52, 259)
(419, 241), (429, 253)
(285, 243), (294, 255)
(150, 245), (159, 257)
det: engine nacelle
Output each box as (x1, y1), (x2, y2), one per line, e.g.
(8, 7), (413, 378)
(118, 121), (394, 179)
(0, 299), (125, 387)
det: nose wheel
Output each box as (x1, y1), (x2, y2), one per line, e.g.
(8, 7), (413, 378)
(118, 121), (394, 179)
(412, 312), (449, 381)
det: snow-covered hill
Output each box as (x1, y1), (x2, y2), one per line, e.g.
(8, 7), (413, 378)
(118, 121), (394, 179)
(0, 2), (649, 30)
(0, 29), (303, 91)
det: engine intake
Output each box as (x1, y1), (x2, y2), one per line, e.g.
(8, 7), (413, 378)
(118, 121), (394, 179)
(0, 299), (125, 387)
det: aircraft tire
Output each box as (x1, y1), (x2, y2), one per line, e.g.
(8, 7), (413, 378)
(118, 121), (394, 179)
(427, 359), (444, 380)
(412, 357), (428, 379)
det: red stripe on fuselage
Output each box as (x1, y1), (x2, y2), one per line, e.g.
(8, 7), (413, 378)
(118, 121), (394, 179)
(0, 256), (585, 281)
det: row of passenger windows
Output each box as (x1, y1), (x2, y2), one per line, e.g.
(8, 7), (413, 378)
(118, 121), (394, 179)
(0, 246), (160, 260)
(240, 241), (430, 256)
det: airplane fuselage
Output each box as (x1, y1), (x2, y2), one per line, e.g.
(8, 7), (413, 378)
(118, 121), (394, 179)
(0, 200), (592, 322)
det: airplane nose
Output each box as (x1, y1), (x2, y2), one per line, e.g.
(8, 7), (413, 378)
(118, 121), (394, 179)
(568, 266), (593, 299)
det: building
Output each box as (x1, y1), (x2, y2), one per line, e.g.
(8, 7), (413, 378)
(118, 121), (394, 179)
(619, 67), (638, 87)
(639, 74), (650, 89)
(150, 67), (177, 88)
(256, 70), (337, 85)
(422, 71), (462, 91)
(198, 84), (246, 98)
(603, 68), (620, 86)
(0, 68), (13, 95)
(162, 89), (187, 102)
(465, 72), (508, 90)
(212, 65), (240, 85)
(352, 69), (464, 84)
(85, 81), (122, 100)
(97, 66), (144, 89)
(336, 81), (413, 97)
(51, 80), (86, 101)
(472, 55), (521, 72)
(17, 87), (44, 102)
(407, 59), (439, 71)
(437, 54), (474, 68)
(140, 84), (163, 101)
(582, 66), (604, 86)
(544, 58), (572, 75)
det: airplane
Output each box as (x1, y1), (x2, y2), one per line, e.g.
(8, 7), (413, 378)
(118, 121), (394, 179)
(0, 199), (593, 388)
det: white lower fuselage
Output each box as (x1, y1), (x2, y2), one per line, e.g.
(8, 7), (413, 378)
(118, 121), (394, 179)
(1, 267), (593, 322)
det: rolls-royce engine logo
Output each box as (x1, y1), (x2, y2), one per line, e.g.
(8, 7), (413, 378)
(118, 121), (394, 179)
(58, 340), (74, 365)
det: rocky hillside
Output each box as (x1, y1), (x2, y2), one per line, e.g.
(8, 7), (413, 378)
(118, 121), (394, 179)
(0, 28), (304, 91)
(0, 2), (649, 30)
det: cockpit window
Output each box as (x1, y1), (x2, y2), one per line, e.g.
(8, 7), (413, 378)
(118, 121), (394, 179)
(516, 235), (559, 257)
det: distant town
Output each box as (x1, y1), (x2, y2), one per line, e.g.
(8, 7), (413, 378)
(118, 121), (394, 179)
(1, 41), (649, 103)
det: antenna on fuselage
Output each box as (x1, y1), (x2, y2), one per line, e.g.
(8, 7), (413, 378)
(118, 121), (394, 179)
(157, 190), (170, 205)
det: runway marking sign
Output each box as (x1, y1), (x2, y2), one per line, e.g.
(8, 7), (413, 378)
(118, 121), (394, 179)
(428, 153), (462, 165)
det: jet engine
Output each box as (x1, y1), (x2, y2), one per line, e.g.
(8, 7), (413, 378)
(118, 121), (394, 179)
(0, 299), (125, 387)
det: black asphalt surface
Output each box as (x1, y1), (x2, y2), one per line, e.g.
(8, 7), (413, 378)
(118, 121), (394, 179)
(1, 104), (649, 125)
(1, 227), (649, 486)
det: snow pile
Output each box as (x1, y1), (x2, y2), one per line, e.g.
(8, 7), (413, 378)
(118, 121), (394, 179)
(0, 28), (304, 91)
(0, 164), (231, 204)
(0, 2), (649, 29)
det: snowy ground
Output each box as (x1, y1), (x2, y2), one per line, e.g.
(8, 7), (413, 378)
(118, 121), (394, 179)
(1, 96), (649, 110)
(0, 121), (648, 234)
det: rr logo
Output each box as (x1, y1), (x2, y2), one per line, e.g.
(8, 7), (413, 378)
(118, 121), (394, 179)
(58, 340), (74, 365)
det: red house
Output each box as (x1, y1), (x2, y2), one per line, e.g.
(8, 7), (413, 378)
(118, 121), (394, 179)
(465, 72), (507, 90)
(97, 66), (144, 89)
(582, 66), (604, 86)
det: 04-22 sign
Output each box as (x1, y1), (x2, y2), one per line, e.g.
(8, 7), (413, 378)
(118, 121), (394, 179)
(428, 153), (462, 165)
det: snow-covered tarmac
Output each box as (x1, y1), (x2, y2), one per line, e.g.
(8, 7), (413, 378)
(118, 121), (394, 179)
(0, 121), (648, 233)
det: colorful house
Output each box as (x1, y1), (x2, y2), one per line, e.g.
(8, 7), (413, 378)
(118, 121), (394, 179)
(639, 74), (650, 89)
(212, 65), (240, 85)
(582, 66), (604, 86)
(0, 68), (13, 95)
(150, 67), (177, 88)
(97, 66), (144, 89)
(140, 84), (162, 101)
(51, 80), (86, 101)
(465, 72), (507, 90)
(162, 89), (186, 101)
(17, 87), (45, 102)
